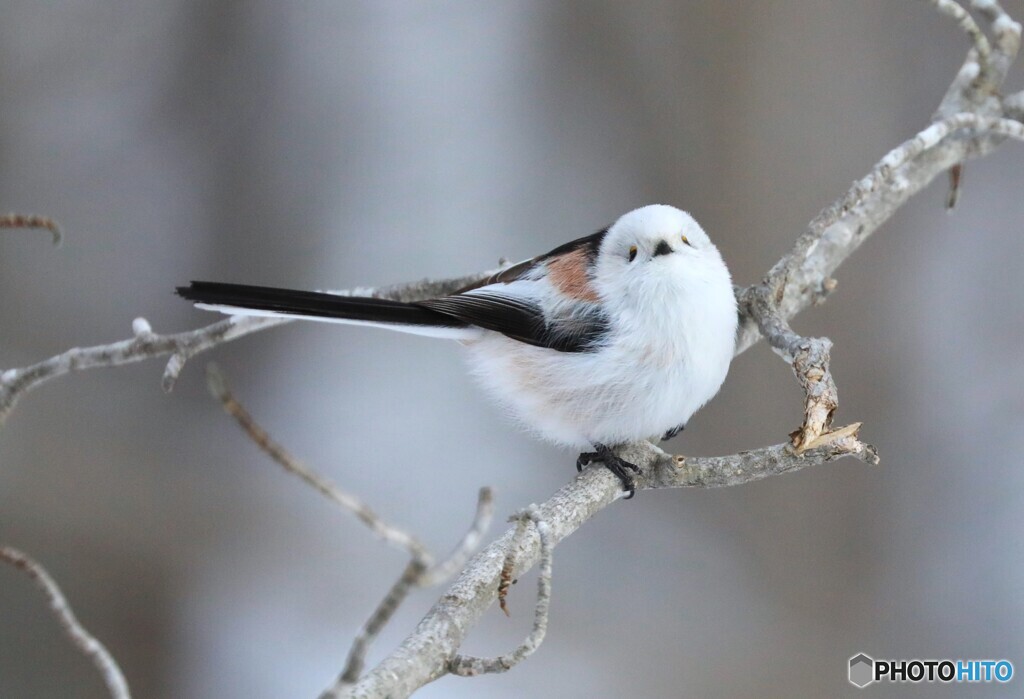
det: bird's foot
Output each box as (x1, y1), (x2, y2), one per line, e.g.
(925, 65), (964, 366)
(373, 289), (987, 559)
(576, 444), (641, 499)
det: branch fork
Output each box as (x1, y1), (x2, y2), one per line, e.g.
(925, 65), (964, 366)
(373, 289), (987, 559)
(740, 284), (840, 451)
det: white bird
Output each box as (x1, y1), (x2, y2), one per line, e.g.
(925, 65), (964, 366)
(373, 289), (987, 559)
(177, 204), (738, 497)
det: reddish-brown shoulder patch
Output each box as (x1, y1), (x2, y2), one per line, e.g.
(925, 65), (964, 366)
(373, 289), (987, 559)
(547, 248), (599, 302)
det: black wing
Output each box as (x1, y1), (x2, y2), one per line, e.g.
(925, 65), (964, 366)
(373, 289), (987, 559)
(418, 290), (608, 353)
(435, 228), (610, 352)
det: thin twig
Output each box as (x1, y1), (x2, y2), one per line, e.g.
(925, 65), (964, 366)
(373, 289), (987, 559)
(0, 212), (62, 246)
(205, 363), (432, 560)
(939, 1), (1024, 210)
(332, 560), (428, 691)
(449, 506), (553, 676)
(418, 488), (495, 587)
(0, 547), (130, 699)
(205, 363), (496, 694)
(971, 0), (1022, 81)
(320, 489), (494, 698)
(927, 0), (994, 86)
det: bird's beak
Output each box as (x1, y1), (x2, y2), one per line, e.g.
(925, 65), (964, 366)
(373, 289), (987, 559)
(652, 240), (673, 257)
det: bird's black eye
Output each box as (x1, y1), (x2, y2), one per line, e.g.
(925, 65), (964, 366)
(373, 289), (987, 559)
(628, 245), (638, 262)
(681, 234), (692, 247)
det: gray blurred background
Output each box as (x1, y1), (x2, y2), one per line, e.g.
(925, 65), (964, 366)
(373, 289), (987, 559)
(1, 1), (1022, 697)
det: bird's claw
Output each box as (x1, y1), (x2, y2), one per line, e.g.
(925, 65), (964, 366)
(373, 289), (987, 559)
(575, 444), (641, 498)
(576, 451), (598, 472)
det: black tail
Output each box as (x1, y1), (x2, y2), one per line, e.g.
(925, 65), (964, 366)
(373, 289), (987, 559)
(176, 281), (468, 329)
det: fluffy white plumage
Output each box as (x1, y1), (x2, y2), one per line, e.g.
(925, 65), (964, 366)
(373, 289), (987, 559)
(181, 204), (737, 464)
(462, 205), (737, 447)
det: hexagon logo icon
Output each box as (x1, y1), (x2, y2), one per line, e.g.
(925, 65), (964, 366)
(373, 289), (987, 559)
(849, 653), (875, 688)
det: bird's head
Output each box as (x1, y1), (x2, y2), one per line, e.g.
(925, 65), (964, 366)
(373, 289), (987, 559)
(594, 204), (729, 301)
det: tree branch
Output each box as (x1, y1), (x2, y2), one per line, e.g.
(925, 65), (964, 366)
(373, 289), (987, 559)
(339, 435), (877, 698)
(0, 547), (130, 699)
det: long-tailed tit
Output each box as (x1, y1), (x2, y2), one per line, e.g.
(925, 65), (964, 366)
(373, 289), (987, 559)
(177, 204), (738, 497)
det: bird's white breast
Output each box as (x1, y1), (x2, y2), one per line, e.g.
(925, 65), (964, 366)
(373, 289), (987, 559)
(462, 257), (737, 449)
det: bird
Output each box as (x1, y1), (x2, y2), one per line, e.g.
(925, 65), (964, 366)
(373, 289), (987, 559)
(177, 204), (738, 497)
